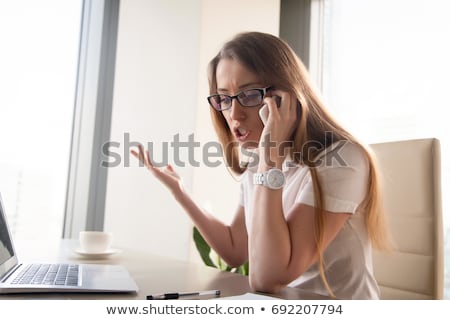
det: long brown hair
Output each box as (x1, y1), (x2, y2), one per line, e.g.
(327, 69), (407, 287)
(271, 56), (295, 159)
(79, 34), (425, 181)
(207, 32), (391, 296)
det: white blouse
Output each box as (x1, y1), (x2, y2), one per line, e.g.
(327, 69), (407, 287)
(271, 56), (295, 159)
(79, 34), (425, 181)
(239, 140), (380, 299)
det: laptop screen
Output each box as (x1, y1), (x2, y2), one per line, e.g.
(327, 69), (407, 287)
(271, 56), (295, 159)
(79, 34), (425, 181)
(0, 194), (17, 278)
(0, 210), (14, 265)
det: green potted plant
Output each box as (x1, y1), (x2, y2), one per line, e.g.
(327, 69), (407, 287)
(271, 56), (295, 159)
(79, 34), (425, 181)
(193, 226), (249, 276)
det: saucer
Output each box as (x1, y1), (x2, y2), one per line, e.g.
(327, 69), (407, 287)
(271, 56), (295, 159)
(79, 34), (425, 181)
(74, 247), (122, 258)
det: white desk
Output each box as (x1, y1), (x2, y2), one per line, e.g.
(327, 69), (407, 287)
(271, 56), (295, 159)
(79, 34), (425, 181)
(1, 239), (329, 300)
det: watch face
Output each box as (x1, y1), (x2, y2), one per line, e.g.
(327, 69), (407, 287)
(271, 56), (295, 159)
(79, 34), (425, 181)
(266, 169), (285, 189)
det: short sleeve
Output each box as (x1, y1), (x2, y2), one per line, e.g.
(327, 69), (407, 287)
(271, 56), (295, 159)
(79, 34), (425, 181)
(295, 141), (369, 214)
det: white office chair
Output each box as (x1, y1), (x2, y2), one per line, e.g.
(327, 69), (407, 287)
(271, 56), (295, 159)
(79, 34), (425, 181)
(370, 138), (444, 299)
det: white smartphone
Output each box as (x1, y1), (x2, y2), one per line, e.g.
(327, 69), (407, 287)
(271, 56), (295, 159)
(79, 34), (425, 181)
(258, 97), (281, 125)
(259, 104), (269, 125)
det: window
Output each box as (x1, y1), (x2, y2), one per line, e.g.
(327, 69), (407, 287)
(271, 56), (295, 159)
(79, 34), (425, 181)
(0, 1), (83, 253)
(313, 0), (450, 297)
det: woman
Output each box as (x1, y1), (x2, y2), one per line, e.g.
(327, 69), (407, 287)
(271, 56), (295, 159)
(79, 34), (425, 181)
(133, 32), (390, 299)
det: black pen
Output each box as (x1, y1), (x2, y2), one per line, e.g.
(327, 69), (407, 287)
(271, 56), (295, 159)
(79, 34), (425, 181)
(146, 289), (221, 300)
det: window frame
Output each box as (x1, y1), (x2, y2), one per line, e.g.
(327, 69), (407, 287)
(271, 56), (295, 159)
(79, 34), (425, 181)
(63, 0), (120, 237)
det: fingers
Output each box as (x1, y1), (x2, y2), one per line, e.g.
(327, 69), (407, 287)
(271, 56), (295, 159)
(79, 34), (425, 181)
(138, 144), (149, 167)
(145, 148), (154, 167)
(165, 164), (180, 179)
(263, 90), (296, 120)
(130, 149), (144, 166)
(270, 90), (294, 110)
(261, 90), (298, 146)
(130, 145), (177, 177)
(263, 95), (278, 116)
(130, 144), (153, 168)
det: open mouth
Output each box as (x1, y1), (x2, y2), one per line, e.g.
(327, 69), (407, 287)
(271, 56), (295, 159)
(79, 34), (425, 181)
(234, 126), (250, 142)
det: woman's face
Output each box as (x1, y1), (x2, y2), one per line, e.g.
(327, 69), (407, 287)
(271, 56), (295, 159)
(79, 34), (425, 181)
(215, 58), (266, 148)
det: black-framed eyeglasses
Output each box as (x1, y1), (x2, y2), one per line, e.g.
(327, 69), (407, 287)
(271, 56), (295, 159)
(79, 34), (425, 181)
(207, 86), (272, 111)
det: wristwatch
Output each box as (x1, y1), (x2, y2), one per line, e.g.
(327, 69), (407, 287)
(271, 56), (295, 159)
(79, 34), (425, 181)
(253, 168), (286, 190)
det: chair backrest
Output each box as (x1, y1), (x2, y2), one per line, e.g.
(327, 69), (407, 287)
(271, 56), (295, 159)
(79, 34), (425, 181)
(370, 138), (444, 299)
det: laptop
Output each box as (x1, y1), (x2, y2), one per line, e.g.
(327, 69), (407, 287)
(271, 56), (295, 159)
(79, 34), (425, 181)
(0, 194), (138, 294)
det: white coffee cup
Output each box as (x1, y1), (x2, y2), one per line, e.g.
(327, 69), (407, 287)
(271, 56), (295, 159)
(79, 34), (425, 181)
(79, 231), (113, 253)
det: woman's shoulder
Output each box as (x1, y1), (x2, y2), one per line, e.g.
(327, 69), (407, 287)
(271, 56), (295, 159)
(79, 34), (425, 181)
(315, 140), (369, 169)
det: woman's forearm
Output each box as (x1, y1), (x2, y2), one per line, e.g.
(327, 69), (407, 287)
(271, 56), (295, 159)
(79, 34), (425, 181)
(249, 184), (293, 292)
(174, 189), (248, 267)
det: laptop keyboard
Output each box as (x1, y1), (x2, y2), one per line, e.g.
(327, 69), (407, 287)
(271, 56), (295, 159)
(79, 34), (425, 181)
(11, 264), (80, 286)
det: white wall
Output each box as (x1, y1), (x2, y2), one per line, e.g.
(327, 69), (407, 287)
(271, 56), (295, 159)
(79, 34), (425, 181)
(104, 0), (201, 260)
(105, 0), (280, 262)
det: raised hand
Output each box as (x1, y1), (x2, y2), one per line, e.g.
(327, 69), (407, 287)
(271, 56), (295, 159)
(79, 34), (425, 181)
(258, 90), (298, 168)
(131, 144), (184, 196)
